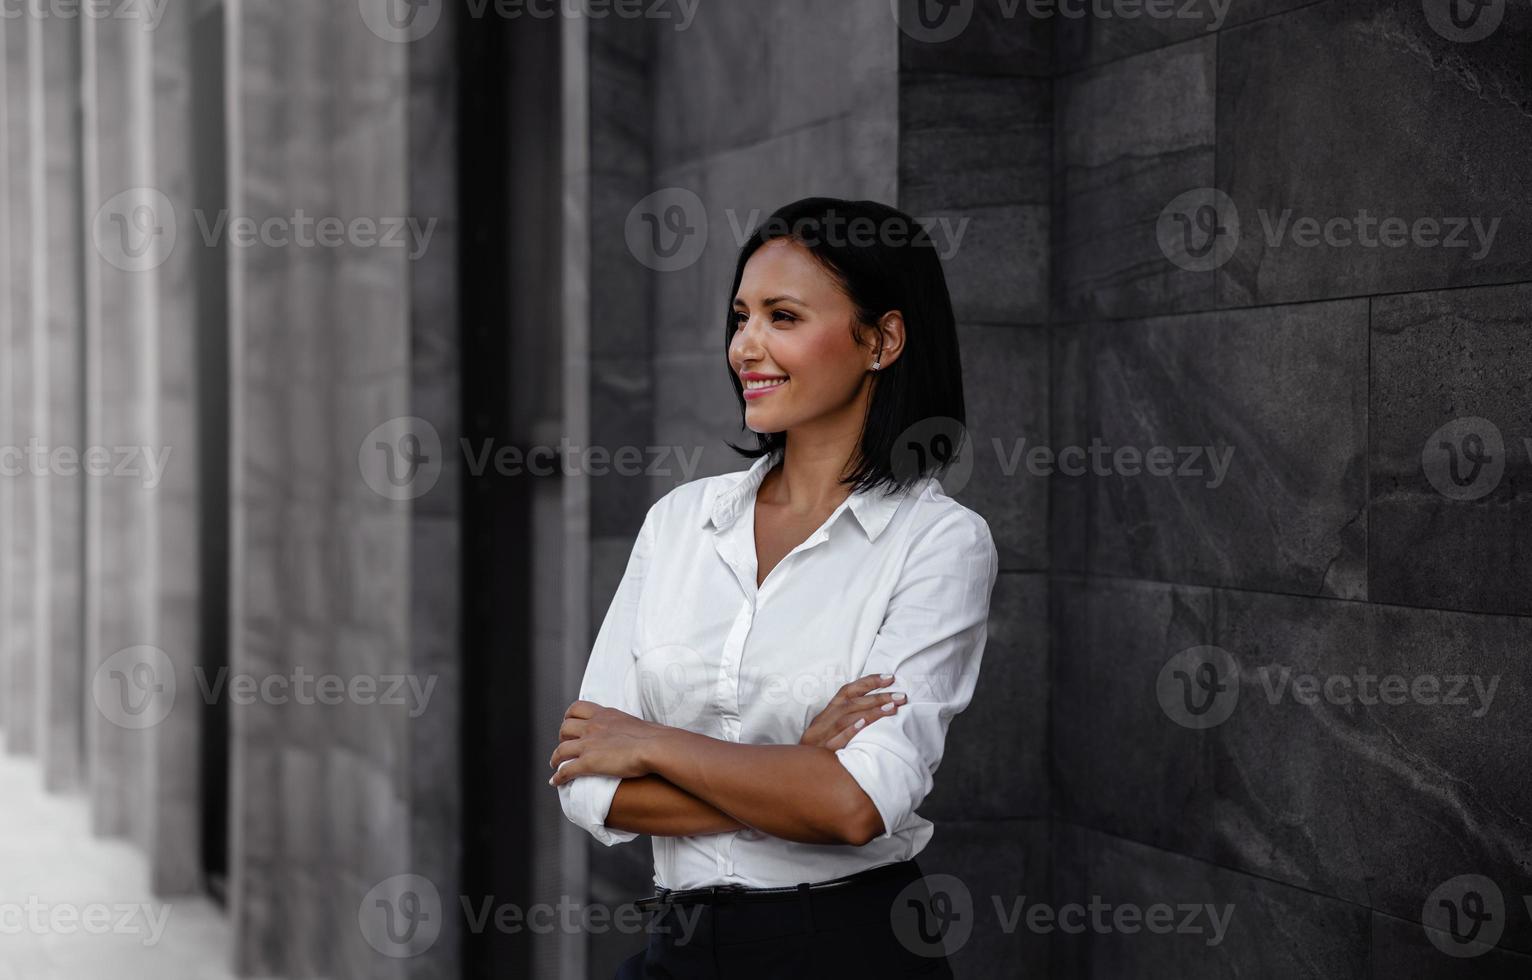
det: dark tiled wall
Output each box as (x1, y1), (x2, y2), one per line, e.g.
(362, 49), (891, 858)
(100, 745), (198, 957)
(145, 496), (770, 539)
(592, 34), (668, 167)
(578, 1), (1529, 976)
(904, 0), (1532, 976)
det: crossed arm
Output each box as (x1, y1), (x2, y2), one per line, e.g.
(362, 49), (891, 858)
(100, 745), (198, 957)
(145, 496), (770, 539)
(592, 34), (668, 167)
(549, 674), (907, 846)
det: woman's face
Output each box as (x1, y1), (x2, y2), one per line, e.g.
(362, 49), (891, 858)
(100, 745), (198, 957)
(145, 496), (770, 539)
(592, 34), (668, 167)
(728, 238), (877, 436)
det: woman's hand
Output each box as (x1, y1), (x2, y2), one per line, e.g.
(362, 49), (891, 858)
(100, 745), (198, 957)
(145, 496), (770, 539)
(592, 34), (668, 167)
(548, 700), (666, 786)
(799, 673), (907, 750)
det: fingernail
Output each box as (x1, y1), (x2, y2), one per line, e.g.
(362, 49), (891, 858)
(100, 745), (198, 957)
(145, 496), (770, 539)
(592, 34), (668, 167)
(892, 693), (907, 702)
(547, 776), (556, 785)
(881, 702), (896, 712)
(880, 673), (895, 681)
(854, 718), (866, 729)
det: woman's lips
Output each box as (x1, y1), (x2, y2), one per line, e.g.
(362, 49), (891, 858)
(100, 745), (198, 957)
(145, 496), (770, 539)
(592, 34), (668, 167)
(742, 377), (788, 400)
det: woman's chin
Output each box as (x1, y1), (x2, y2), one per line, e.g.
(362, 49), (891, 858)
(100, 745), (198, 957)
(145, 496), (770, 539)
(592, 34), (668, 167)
(743, 408), (787, 434)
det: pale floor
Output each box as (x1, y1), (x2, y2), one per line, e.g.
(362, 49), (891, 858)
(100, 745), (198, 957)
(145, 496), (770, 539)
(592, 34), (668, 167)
(0, 738), (236, 980)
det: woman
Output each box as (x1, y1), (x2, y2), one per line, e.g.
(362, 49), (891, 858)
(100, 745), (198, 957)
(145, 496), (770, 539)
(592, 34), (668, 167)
(549, 197), (998, 977)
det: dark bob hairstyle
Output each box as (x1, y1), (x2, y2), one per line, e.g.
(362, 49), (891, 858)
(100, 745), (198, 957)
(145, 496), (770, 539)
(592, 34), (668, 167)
(725, 196), (966, 495)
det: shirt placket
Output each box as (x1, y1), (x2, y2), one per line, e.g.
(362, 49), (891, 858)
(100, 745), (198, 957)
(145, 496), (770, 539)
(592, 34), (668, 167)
(711, 513), (839, 879)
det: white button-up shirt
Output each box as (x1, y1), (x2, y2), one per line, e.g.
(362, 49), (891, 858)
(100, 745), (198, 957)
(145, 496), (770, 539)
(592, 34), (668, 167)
(558, 450), (998, 890)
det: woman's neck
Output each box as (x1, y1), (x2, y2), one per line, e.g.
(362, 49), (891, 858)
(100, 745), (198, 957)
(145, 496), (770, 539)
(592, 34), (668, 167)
(762, 419), (864, 516)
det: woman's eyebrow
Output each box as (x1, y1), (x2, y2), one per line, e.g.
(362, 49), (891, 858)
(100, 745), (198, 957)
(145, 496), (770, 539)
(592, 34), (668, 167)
(733, 294), (808, 308)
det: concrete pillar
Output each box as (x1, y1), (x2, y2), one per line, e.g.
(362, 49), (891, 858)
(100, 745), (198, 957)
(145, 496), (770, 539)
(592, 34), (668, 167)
(145, 0), (204, 898)
(2, 10), (38, 759)
(226, 2), (457, 976)
(31, 1), (86, 793)
(81, 2), (156, 848)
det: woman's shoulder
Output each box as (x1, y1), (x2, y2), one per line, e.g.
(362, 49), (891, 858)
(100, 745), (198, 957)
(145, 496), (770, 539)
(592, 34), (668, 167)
(894, 477), (998, 569)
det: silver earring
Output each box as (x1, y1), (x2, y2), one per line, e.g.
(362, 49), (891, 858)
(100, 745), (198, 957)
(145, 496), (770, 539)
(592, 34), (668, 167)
(871, 361), (881, 372)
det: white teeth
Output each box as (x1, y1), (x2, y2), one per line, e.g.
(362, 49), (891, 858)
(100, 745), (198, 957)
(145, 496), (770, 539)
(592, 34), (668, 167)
(744, 378), (787, 390)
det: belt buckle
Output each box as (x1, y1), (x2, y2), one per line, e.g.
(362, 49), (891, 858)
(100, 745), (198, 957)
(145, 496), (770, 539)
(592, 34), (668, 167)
(706, 884), (744, 904)
(635, 888), (672, 913)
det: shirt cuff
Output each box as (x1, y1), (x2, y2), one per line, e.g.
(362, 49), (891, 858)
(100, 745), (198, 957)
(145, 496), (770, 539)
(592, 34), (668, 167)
(834, 734), (929, 842)
(557, 767), (639, 846)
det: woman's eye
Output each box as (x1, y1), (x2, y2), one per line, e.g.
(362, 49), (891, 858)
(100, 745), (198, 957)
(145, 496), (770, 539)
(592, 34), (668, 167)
(731, 313), (747, 330)
(771, 310), (796, 323)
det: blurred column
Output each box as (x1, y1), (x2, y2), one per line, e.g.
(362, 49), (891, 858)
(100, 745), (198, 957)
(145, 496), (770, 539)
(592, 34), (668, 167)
(81, 0), (156, 848)
(31, 0), (86, 793)
(1, 7), (38, 759)
(225, 2), (459, 977)
(146, 0), (204, 897)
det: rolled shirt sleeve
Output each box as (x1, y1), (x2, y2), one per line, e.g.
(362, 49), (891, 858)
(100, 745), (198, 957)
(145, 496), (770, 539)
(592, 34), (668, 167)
(834, 509), (999, 841)
(556, 507), (659, 846)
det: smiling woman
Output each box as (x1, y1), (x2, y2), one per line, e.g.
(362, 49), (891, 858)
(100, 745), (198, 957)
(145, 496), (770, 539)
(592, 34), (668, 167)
(550, 197), (996, 979)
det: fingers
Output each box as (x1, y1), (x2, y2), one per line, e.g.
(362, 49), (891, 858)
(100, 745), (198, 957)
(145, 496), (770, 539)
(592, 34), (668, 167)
(564, 700), (597, 720)
(818, 695), (908, 749)
(548, 739), (581, 771)
(823, 716), (869, 751)
(558, 718), (588, 741)
(832, 672), (896, 704)
(548, 758), (582, 787)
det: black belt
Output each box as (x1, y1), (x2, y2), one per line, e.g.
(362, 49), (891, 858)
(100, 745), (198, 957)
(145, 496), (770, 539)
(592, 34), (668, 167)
(634, 861), (910, 913)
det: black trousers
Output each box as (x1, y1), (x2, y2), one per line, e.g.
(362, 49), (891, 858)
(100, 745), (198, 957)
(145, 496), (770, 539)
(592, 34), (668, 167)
(614, 858), (955, 979)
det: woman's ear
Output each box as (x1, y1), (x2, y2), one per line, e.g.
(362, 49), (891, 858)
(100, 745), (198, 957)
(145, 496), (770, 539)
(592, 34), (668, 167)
(870, 310), (907, 371)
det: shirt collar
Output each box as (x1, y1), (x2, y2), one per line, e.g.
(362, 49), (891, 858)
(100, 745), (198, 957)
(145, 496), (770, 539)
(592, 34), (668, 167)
(703, 450), (913, 543)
